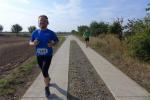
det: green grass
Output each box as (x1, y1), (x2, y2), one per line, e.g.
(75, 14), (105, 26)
(0, 56), (37, 96)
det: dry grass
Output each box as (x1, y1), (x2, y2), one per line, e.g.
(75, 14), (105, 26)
(80, 34), (150, 92)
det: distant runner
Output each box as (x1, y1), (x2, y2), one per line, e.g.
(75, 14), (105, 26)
(83, 29), (91, 47)
(29, 15), (59, 97)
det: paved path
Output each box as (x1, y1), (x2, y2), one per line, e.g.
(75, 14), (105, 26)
(21, 35), (150, 100)
(71, 36), (150, 100)
(21, 36), (70, 100)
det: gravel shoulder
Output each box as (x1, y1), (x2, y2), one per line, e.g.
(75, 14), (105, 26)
(68, 41), (115, 100)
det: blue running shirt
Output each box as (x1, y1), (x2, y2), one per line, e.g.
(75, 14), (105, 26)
(31, 29), (59, 56)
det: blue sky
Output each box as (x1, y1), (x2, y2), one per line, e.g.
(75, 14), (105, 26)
(0, 0), (149, 32)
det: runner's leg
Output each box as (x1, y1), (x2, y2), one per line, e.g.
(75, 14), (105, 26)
(42, 56), (52, 87)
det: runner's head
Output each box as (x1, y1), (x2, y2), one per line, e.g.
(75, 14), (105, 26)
(38, 15), (49, 29)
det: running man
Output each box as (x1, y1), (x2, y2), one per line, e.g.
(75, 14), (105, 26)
(29, 15), (59, 97)
(83, 29), (91, 47)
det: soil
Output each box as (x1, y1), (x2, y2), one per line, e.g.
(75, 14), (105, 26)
(0, 36), (34, 77)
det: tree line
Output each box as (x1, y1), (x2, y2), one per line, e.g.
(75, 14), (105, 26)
(0, 24), (36, 34)
(71, 3), (150, 61)
(72, 3), (150, 39)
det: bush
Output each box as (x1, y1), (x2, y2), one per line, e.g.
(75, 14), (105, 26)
(28, 26), (36, 33)
(0, 25), (3, 32)
(11, 24), (22, 34)
(71, 30), (77, 34)
(90, 21), (109, 36)
(109, 18), (123, 40)
(127, 29), (150, 61)
(77, 25), (89, 36)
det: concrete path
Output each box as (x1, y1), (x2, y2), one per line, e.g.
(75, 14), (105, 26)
(21, 36), (70, 100)
(22, 35), (150, 100)
(71, 35), (150, 100)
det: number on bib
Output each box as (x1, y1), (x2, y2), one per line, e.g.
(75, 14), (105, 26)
(37, 48), (48, 55)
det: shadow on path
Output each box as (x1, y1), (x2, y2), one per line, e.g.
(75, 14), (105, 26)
(47, 83), (79, 100)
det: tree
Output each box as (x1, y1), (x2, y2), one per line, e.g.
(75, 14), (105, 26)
(90, 21), (99, 36)
(28, 26), (36, 33)
(124, 16), (150, 37)
(109, 18), (123, 40)
(0, 25), (3, 32)
(146, 3), (150, 11)
(127, 29), (150, 61)
(11, 24), (22, 34)
(98, 22), (109, 34)
(144, 15), (150, 29)
(77, 25), (89, 36)
(71, 30), (77, 34)
(89, 21), (109, 36)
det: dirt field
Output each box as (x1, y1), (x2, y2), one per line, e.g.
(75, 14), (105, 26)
(0, 35), (65, 100)
(0, 35), (29, 45)
(0, 35), (34, 77)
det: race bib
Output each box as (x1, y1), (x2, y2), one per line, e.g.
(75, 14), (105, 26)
(37, 48), (48, 55)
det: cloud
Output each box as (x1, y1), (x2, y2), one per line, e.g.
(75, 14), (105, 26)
(48, 0), (83, 20)
(0, 0), (30, 5)
(93, 0), (147, 23)
(0, 0), (84, 31)
(99, 6), (115, 17)
(0, 0), (148, 32)
(43, 0), (84, 31)
(19, 0), (30, 4)
(0, 0), (37, 31)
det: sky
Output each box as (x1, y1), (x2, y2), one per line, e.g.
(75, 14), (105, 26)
(0, 0), (149, 32)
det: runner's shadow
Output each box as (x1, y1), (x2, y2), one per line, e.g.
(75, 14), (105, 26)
(47, 93), (63, 100)
(48, 83), (79, 100)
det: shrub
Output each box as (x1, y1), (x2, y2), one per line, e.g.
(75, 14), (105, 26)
(127, 29), (150, 61)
